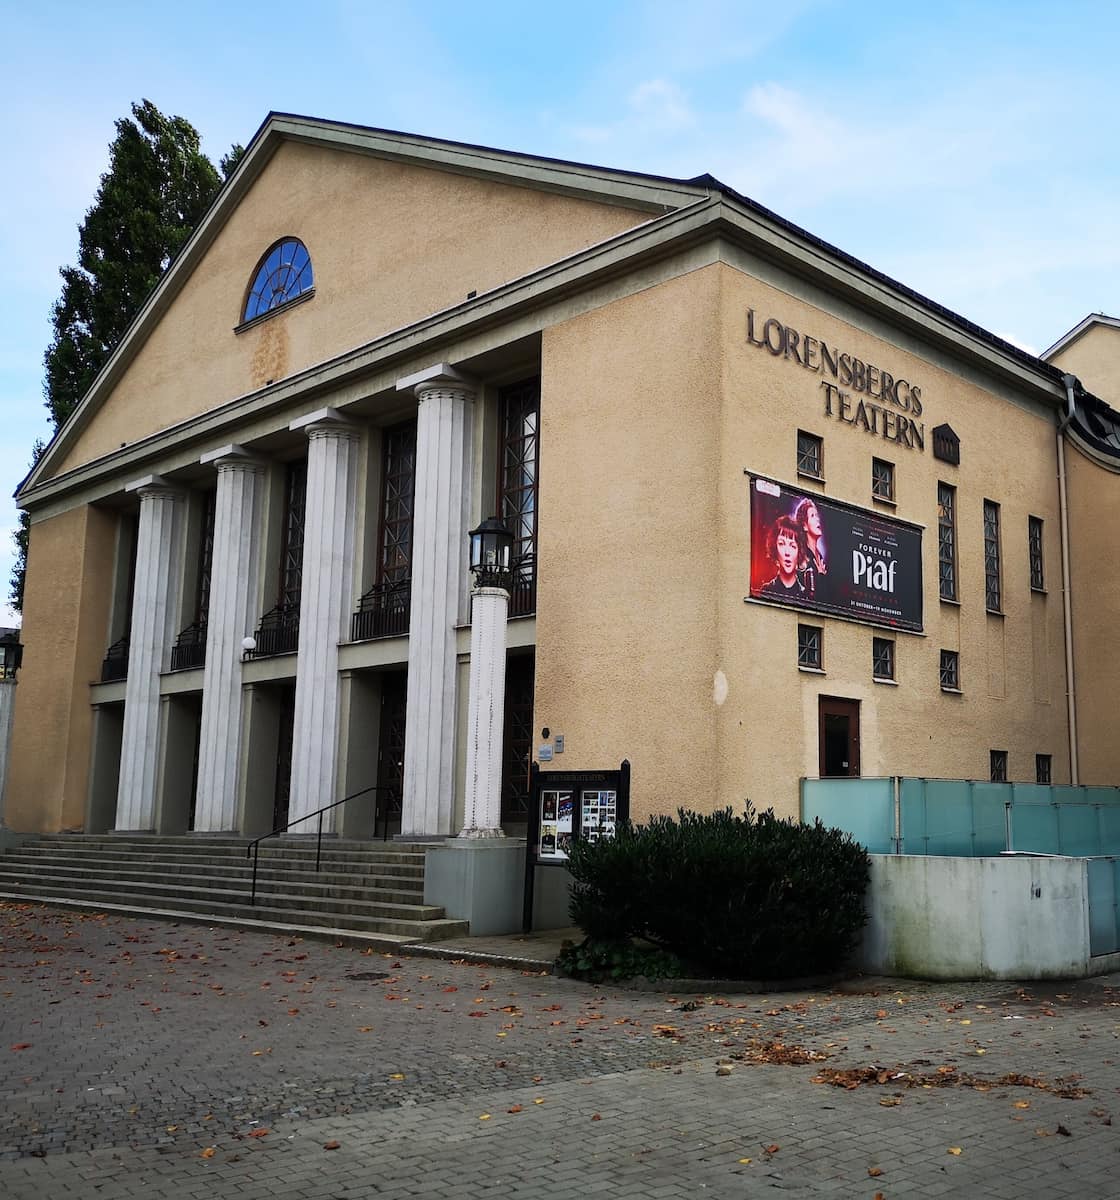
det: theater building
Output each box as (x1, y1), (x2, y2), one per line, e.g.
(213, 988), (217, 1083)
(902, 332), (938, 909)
(5, 113), (1120, 860)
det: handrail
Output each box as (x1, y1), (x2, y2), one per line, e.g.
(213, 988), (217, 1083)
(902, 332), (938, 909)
(245, 784), (390, 906)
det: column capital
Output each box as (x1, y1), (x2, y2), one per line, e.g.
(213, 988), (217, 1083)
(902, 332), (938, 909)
(124, 474), (187, 501)
(200, 443), (267, 472)
(396, 362), (478, 401)
(289, 407), (361, 441)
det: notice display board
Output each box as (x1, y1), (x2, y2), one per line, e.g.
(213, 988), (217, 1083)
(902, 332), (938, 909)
(523, 761), (631, 932)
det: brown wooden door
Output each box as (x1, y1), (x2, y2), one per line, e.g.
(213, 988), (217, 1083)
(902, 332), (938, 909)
(376, 672), (408, 825)
(819, 696), (860, 777)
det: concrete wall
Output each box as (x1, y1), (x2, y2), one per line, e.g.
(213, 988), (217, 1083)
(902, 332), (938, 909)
(1049, 322), (1120, 409)
(860, 853), (1120, 979)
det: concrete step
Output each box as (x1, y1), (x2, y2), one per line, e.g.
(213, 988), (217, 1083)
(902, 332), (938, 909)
(21, 840), (428, 868)
(0, 863), (424, 905)
(0, 882), (469, 941)
(30, 834), (429, 853)
(0, 870), (445, 921)
(0, 851), (425, 885)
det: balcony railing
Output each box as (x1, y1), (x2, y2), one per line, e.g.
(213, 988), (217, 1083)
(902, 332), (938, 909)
(351, 577), (411, 642)
(170, 621), (207, 671)
(246, 604), (300, 659)
(101, 637), (129, 683)
(508, 554), (536, 617)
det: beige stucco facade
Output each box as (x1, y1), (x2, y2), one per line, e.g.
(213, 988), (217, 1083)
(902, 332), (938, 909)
(6, 114), (1118, 846)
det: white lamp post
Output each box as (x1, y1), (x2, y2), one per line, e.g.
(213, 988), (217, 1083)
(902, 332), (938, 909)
(459, 518), (514, 838)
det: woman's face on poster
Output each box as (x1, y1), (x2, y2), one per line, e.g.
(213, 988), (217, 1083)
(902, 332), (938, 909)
(804, 503), (822, 538)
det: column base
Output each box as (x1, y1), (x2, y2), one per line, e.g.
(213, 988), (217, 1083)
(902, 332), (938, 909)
(423, 838), (526, 936)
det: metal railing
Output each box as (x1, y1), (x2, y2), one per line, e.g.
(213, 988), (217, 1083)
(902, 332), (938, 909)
(245, 784), (393, 906)
(101, 637), (130, 682)
(170, 621), (207, 671)
(351, 576), (411, 641)
(247, 604), (300, 658)
(508, 554), (536, 617)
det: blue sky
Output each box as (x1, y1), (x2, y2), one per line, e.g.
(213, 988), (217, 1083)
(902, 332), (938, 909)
(1, 0), (1116, 623)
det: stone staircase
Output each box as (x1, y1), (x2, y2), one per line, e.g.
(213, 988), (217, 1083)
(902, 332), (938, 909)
(0, 834), (469, 944)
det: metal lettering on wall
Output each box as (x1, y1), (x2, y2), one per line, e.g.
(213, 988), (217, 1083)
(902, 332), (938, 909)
(746, 308), (927, 452)
(748, 475), (923, 632)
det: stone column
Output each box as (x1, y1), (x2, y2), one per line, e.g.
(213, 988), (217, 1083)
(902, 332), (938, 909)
(0, 677), (17, 832)
(193, 447), (266, 833)
(459, 587), (509, 837)
(286, 409), (361, 830)
(115, 478), (186, 831)
(398, 366), (476, 837)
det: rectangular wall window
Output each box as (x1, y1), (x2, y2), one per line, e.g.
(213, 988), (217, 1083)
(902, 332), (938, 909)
(871, 458), (895, 502)
(937, 483), (957, 601)
(983, 499), (1002, 612)
(990, 749), (1008, 782)
(498, 378), (540, 617)
(1028, 515), (1045, 591)
(1036, 754), (1052, 784)
(797, 624), (822, 670)
(872, 637), (895, 681)
(796, 430), (822, 479)
(939, 649), (960, 691)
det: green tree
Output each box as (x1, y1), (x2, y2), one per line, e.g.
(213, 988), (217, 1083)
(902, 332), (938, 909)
(11, 100), (242, 610)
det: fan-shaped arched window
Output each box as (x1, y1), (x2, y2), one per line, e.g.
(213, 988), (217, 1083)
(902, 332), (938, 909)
(242, 238), (313, 322)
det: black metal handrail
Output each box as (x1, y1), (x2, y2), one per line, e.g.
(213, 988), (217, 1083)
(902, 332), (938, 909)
(245, 784), (391, 906)
(101, 637), (130, 683)
(170, 620), (207, 671)
(247, 603), (300, 658)
(351, 576), (411, 641)
(508, 554), (536, 617)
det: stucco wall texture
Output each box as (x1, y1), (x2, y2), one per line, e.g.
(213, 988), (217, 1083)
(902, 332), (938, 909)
(1050, 324), (1120, 409)
(7, 506), (116, 832)
(57, 142), (649, 475)
(536, 262), (1071, 821)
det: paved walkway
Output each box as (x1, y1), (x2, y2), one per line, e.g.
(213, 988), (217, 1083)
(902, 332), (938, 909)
(2, 901), (1119, 1198)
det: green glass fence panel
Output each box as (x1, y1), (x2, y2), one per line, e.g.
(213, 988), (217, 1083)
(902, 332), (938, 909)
(800, 778), (895, 853)
(1099, 807), (1120, 855)
(1052, 786), (1088, 809)
(1087, 858), (1120, 957)
(971, 783), (1011, 855)
(918, 780), (976, 856)
(1011, 800), (1059, 854)
(898, 778), (927, 854)
(1058, 804), (1102, 856)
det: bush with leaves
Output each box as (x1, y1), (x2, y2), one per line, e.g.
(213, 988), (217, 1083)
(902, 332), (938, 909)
(566, 806), (870, 979)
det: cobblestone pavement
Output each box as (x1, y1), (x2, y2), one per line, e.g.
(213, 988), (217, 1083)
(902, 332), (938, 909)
(2, 902), (1119, 1198)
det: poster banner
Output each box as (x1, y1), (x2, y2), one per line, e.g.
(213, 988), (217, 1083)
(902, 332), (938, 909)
(748, 475), (923, 632)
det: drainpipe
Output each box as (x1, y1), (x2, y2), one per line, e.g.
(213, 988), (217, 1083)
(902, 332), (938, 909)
(1057, 373), (1080, 786)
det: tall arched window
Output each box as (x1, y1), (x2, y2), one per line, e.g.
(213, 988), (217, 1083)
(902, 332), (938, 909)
(242, 237), (313, 322)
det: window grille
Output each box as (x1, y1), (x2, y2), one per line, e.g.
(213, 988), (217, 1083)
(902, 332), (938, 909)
(990, 749), (1008, 782)
(871, 458), (894, 502)
(796, 430), (823, 478)
(498, 378), (540, 617)
(797, 624), (822, 669)
(1028, 516), (1045, 591)
(939, 649), (960, 690)
(1035, 754), (1052, 785)
(983, 499), (1002, 612)
(243, 238), (313, 322)
(872, 637), (894, 680)
(938, 483), (957, 601)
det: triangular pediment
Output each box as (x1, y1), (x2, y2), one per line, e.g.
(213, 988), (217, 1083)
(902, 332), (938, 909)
(24, 115), (710, 494)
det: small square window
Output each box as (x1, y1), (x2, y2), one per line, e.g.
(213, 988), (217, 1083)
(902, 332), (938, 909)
(1036, 754), (1052, 785)
(871, 458), (895, 502)
(1028, 516), (1045, 591)
(939, 649), (960, 690)
(872, 637), (895, 680)
(797, 430), (823, 479)
(797, 624), (822, 670)
(990, 749), (1008, 783)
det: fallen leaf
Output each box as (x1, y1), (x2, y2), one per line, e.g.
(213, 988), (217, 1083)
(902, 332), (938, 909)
(948, 1146), (962, 1156)
(248, 1128), (270, 1138)
(9, 1044), (31, 1051)
(358, 1027), (374, 1033)
(479, 1113), (491, 1121)
(389, 1073), (405, 1081)
(764, 1144), (780, 1155)
(738, 1157), (752, 1165)
(533, 1098), (544, 1105)
(200, 1147), (216, 1159)
(507, 1105), (523, 1114)
(879, 1097), (901, 1107)
(166, 1125), (178, 1133)
(868, 1167), (883, 1177)
(1014, 1100), (1031, 1110)
(591, 1114), (601, 1121)
(323, 1140), (341, 1150)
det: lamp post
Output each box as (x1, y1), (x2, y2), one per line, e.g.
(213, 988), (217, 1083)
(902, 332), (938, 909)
(0, 631), (23, 833)
(459, 518), (514, 838)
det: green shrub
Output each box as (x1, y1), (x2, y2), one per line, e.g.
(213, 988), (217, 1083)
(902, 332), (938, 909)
(554, 937), (687, 983)
(566, 806), (870, 979)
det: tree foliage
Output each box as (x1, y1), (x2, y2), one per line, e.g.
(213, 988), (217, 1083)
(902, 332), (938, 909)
(11, 100), (242, 610)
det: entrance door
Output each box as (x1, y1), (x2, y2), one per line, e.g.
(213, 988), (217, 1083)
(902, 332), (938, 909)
(376, 673), (407, 834)
(819, 696), (860, 777)
(272, 684), (296, 830)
